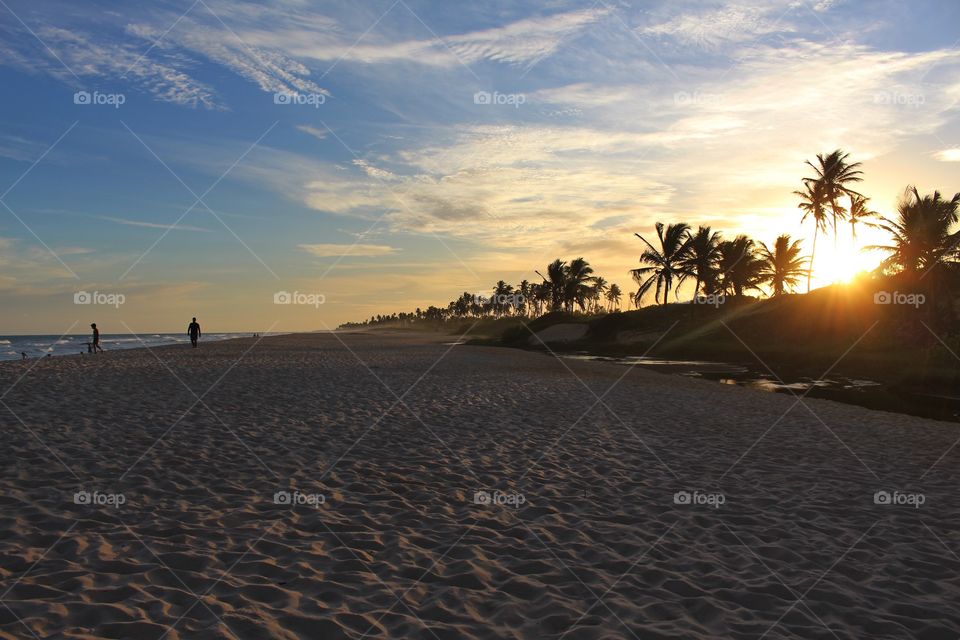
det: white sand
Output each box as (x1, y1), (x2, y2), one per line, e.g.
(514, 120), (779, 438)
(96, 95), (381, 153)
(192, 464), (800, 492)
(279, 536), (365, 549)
(0, 331), (958, 639)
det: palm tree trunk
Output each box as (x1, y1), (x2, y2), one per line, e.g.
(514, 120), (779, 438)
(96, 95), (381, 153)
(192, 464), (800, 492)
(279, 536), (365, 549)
(807, 225), (819, 293)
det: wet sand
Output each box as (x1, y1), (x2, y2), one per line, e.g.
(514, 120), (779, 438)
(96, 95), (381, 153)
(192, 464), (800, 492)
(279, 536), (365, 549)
(0, 331), (958, 639)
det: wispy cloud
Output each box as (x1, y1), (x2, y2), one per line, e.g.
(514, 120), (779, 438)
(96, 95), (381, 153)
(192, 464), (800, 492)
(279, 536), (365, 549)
(298, 243), (399, 257)
(933, 148), (960, 162)
(99, 215), (213, 232)
(296, 125), (327, 141)
(641, 3), (793, 51)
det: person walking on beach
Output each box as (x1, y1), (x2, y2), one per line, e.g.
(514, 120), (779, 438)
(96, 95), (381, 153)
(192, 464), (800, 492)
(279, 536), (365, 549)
(90, 323), (103, 353)
(188, 317), (201, 348)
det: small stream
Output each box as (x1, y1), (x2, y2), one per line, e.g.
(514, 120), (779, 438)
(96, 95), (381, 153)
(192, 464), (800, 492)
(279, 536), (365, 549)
(560, 354), (960, 423)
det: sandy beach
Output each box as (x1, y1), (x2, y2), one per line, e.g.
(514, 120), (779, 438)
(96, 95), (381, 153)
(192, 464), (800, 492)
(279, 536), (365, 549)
(1, 331), (958, 639)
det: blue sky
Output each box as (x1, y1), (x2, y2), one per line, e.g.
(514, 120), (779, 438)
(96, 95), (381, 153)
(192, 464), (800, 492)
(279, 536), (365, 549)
(1, 0), (958, 333)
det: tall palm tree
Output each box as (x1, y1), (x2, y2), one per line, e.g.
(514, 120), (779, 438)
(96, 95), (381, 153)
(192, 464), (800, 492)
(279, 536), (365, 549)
(681, 225), (722, 296)
(869, 186), (960, 278)
(605, 283), (622, 311)
(543, 259), (567, 311)
(590, 276), (608, 313)
(717, 235), (763, 297)
(758, 234), (806, 296)
(565, 257), (595, 312)
(516, 280), (531, 317)
(631, 222), (692, 306)
(803, 149), (863, 247)
(492, 280), (513, 317)
(795, 180), (829, 292)
(847, 194), (877, 244)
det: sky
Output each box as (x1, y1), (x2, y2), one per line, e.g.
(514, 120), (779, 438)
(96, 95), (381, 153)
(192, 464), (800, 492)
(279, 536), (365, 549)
(0, 0), (958, 334)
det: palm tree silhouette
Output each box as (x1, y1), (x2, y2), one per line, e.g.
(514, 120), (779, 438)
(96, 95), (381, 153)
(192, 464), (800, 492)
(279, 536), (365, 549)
(795, 181), (829, 292)
(543, 259), (567, 311)
(869, 186), (960, 278)
(803, 149), (863, 248)
(717, 235), (763, 297)
(605, 283), (622, 311)
(591, 276), (608, 313)
(565, 257), (596, 312)
(758, 234), (806, 296)
(681, 225), (722, 297)
(847, 194), (877, 245)
(631, 222), (692, 306)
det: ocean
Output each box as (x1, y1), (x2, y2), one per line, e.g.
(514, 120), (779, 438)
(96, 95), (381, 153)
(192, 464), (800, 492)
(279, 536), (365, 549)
(0, 333), (261, 361)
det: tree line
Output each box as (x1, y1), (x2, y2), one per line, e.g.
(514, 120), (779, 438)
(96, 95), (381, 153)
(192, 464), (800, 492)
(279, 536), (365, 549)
(342, 149), (959, 328)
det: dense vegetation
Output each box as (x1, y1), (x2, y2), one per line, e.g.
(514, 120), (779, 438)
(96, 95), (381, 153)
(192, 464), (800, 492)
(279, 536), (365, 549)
(340, 149), (960, 352)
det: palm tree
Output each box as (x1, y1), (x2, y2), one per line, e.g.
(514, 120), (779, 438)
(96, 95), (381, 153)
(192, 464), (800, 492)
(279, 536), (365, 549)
(848, 194), (877, 244)
(803, 149), (863, 247)
(590, 276), (608, 313)
(795, 180), (829, 292)
(516, 280), (531, 317)
(869, 186), (960, 278)
(605, 283), (622, 311)
(492, 280), (513, 317)
(565, 257), (595, 312)
(717, 235), (763, 296)
(681, 225), (722, 296)
(631, 222), (692, 306)
(758, 234), (806, 296)
(542, 260), (567, 311)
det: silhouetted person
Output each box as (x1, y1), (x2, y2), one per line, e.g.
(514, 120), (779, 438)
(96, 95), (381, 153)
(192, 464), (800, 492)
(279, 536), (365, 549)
(91, 323), (103, 353)
(188, 317), (201, 348)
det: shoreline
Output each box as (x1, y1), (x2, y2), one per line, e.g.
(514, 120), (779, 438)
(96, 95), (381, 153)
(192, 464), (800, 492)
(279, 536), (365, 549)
(0, 331), (293, 364)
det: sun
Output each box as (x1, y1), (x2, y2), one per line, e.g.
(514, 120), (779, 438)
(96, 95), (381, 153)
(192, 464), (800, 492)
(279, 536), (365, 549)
(809, 240), (881, 288)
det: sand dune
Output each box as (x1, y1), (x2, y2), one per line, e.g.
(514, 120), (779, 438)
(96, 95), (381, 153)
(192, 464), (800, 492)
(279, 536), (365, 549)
(0, 331), (958, 639)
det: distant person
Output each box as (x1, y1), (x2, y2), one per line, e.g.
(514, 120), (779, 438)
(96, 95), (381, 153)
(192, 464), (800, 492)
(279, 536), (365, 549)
(90, 323), (103, 353)
(188, 317), (202, 348)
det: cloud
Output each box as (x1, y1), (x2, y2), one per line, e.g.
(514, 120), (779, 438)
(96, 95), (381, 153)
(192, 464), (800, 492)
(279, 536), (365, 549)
(296, 125), (327, 141)
(352, 159), (398, 181)
(98, 215), (213, 232)
(298, 243), (400, 257)
(124, 17), (328, 97)
(933, 148), (960, 162)
(213, 6), (609, 68)
(640, 2), (794, 51)
(0, 23), (219, 108)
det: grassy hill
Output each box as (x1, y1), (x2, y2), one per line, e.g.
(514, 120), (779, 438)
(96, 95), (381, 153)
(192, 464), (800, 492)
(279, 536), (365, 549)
(497, 276), (960, 389)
